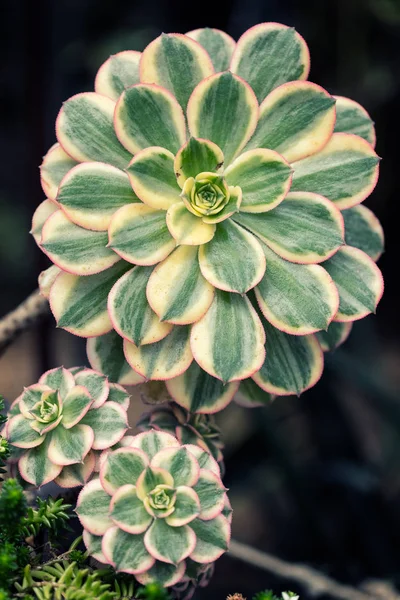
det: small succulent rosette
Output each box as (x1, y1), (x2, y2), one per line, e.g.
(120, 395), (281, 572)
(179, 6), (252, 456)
(5, 367), (129, 487)
(76, 430), (231, 587)
(137, 403), (224, 465)
(34, 24), (384, 414)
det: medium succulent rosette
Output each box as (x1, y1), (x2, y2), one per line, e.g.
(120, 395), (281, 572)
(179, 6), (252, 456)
(34, 24), (384, 413)
(5, 366), (129, 487)
(137, 403), (224, 465)
(76, 430), (231, 587)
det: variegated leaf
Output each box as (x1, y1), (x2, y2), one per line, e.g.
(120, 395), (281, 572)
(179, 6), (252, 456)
(193, 470), (225, 520)
(87, 331), (146, 385)
(31, 199), (58, 245)
(150, 446), (199, 487)
(191, 290), (265, 382)
(76, 477), (112, 535)
(166, 202), (216, 245)
(80, 402), (128, 450)
(83, 530), (107, 564)
(135, 561), (186, 586)
(74, 368), (109, 408)
(174, 137), (224, 188)
(146, 246), (215, 325)
(140, 33), (214, 110)
(230, 22), (310, 102)
(39, 367), (75, 399)
(55, 451), (96, 488)
(186, 28), (235, 72)
(18, 437), (62, 487)
(166, 361), (239, 414)
(48, 423), (94, 466)
(95, 51), (141, 100)
(100, 447), (149, 495)
(144, 518), (196, 564)
(129, 430), (180, 460)
(334, 96), (376, 147)
(233, 191), (344, 264)
(110, 484), (152, 534)
(245, 81), (336, 162)
(165, 486), (201, 527)
(61, 385), (93, 428)
(187, 71), (258, 166)
(7, 415), (45, 449)
(189, 514), (230, 563)
(235, 378), (274, 408)
(38, 265), (61, 299)
(56, 92), (131, 168)
(40, 143), (78, 201)
(315, 321), (353, 352)
(291, 133), (380, 210)
(103, 527), (155, 574)
(342, 204), (384, 261)
(322, 246), (384, 321)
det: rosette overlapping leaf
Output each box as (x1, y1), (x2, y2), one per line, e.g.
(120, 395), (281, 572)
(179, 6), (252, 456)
(5, 367), (129, 487)
(34, 24), (384, 413)
(76, 430), (231, 587)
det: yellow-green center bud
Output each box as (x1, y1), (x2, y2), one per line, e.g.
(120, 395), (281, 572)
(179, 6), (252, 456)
(30, 391), (60, 424)
(144, 484), (176, 518)
(181, 172), (230, 217)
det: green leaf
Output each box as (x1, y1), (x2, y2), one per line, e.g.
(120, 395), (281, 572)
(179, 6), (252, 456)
(187, 71), (258, 165)
(199, 219), (266, 293)
(231, 23), (310, 102)
(87, 331), (145, 385)
(190, 289), (265, 382)
(165, 486), (201, 527)
(245, 81), (336, 163)
(135, 560), (186, 586)
(342, 204), (384, 261)
(193, 470), (226, 520)
(144, 518), (196, 564)
(95, 50), (141, 100)
(140, 33), (214, 110)
(80, 402), (128, 450)
(74, 368), (109, 408)
(334, 95), (376, 147)
(48, 423), (94, 466)
(39, 367), (75, 399)
(76, 477), (112, 535)
(291, 133), (380, 209)
(55, 451), (96, 488)
(40, 143), (78, 201)
(151, 447), (199, 487)
(100, 447), (149, 495)
(234, 191), (344, 263)
(174, 137), (224, 188)
(18, 437), (62, 487)
(83, 530), (107, 563)
(130, 430), (180, 460)
(322, 245), (384, 321)
(103, 527), (155, 574)
(110, 484), (152, 534)
(7, 415), (45, 449)
(189, 514), (230, 563)
(56, 92), (131, 168)
(61, 385), (93, 428)
(186, 27), (235, 72)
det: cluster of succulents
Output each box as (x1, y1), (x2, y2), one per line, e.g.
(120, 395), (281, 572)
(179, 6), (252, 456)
(76, 430), (231, 587)
(33, 23), (383, 415)
(5, 366), (129, 487)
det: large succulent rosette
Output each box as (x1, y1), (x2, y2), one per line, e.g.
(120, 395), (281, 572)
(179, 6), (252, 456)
(34, 24), (384, 414)
(5, 367), (129, 487)
(76, 430), (231, 587)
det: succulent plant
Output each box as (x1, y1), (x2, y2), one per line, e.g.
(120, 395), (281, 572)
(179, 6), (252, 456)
(5, 367), (130, 487)
(33, 23), (384, 414)
(76, 430), (231, 587)
(137, 403), (224, 465)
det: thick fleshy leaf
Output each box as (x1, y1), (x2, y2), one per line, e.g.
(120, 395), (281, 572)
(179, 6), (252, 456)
(342, 204), (384, 261)
(245, 81), (336, 163)
(100, 447), (149, 495)
(165, 486), (201, 527)
(39, 265), (60, 299)
(56, 92), (131, 168)
(17, 384), (53, 416)
(83, 530), (107, 564)
(110, 484), (152, 534)
(334, 96), (376, 147)
(151, 446), (199, 487)
(95, 50), (141, 100)
(7, 415), (45, 449)
(184, 444), (221, 477)
(166, 202), (216, 245)
(144, 518), (196, 564)
(255, 242), (339, 335)
(189, 514), (230, 563)
(233, 191), (344, 264)
(39, 367), (75, 399)
(140, 33), (214, 110)
(40, 143), (78, 201)
(174, 137), (224, 188)
(201, 186), (242, 224)
(61, 385), (93, 428)
(322, 246), (384, 322)
(87, 331), (146, 385)
(252, 317), (324, 395)
(74, 368), (109, 408)
(187, 71), (258, 165)
(48, 423), (94, 466)
(191, 289), (265, 382)
(31, 199), (58, 245)
(107, 383), (130, 410)
(50, 261), (130, 337)
(55, 451), (96, 488)
(186, 28), (235, 72)
(108, 204), (175, 266)
(315, 321), (353, 352)
(137, 562), (186, 587)
(199, 219), (266, 293)
(130, 430), (180, 460)
(193, 470), (225, 520)
(76, 477), (112, 535)
(18, 437), (62, 487)
(102, 527), (155, 574)
(224, 148), (292, 213)
(166, 362), (239, 414)
(108, 266), (172, 345)
(80, 402), (128, 450)
(291, 133), (380, 210)
(124, 326), (193, 380)
(230, 22), (310, 102)
(136, 467), (174, 500)
(146, 246), (215, 325)
(57, 162), (139, 231)
(235, 378), (274, 408)
(41, 210), (119, 276)
(126, 147), (181, 210)
(114, 83), (186, 155)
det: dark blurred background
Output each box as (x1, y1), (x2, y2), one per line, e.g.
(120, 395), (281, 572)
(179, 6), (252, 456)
(1, 0), (400, 598)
